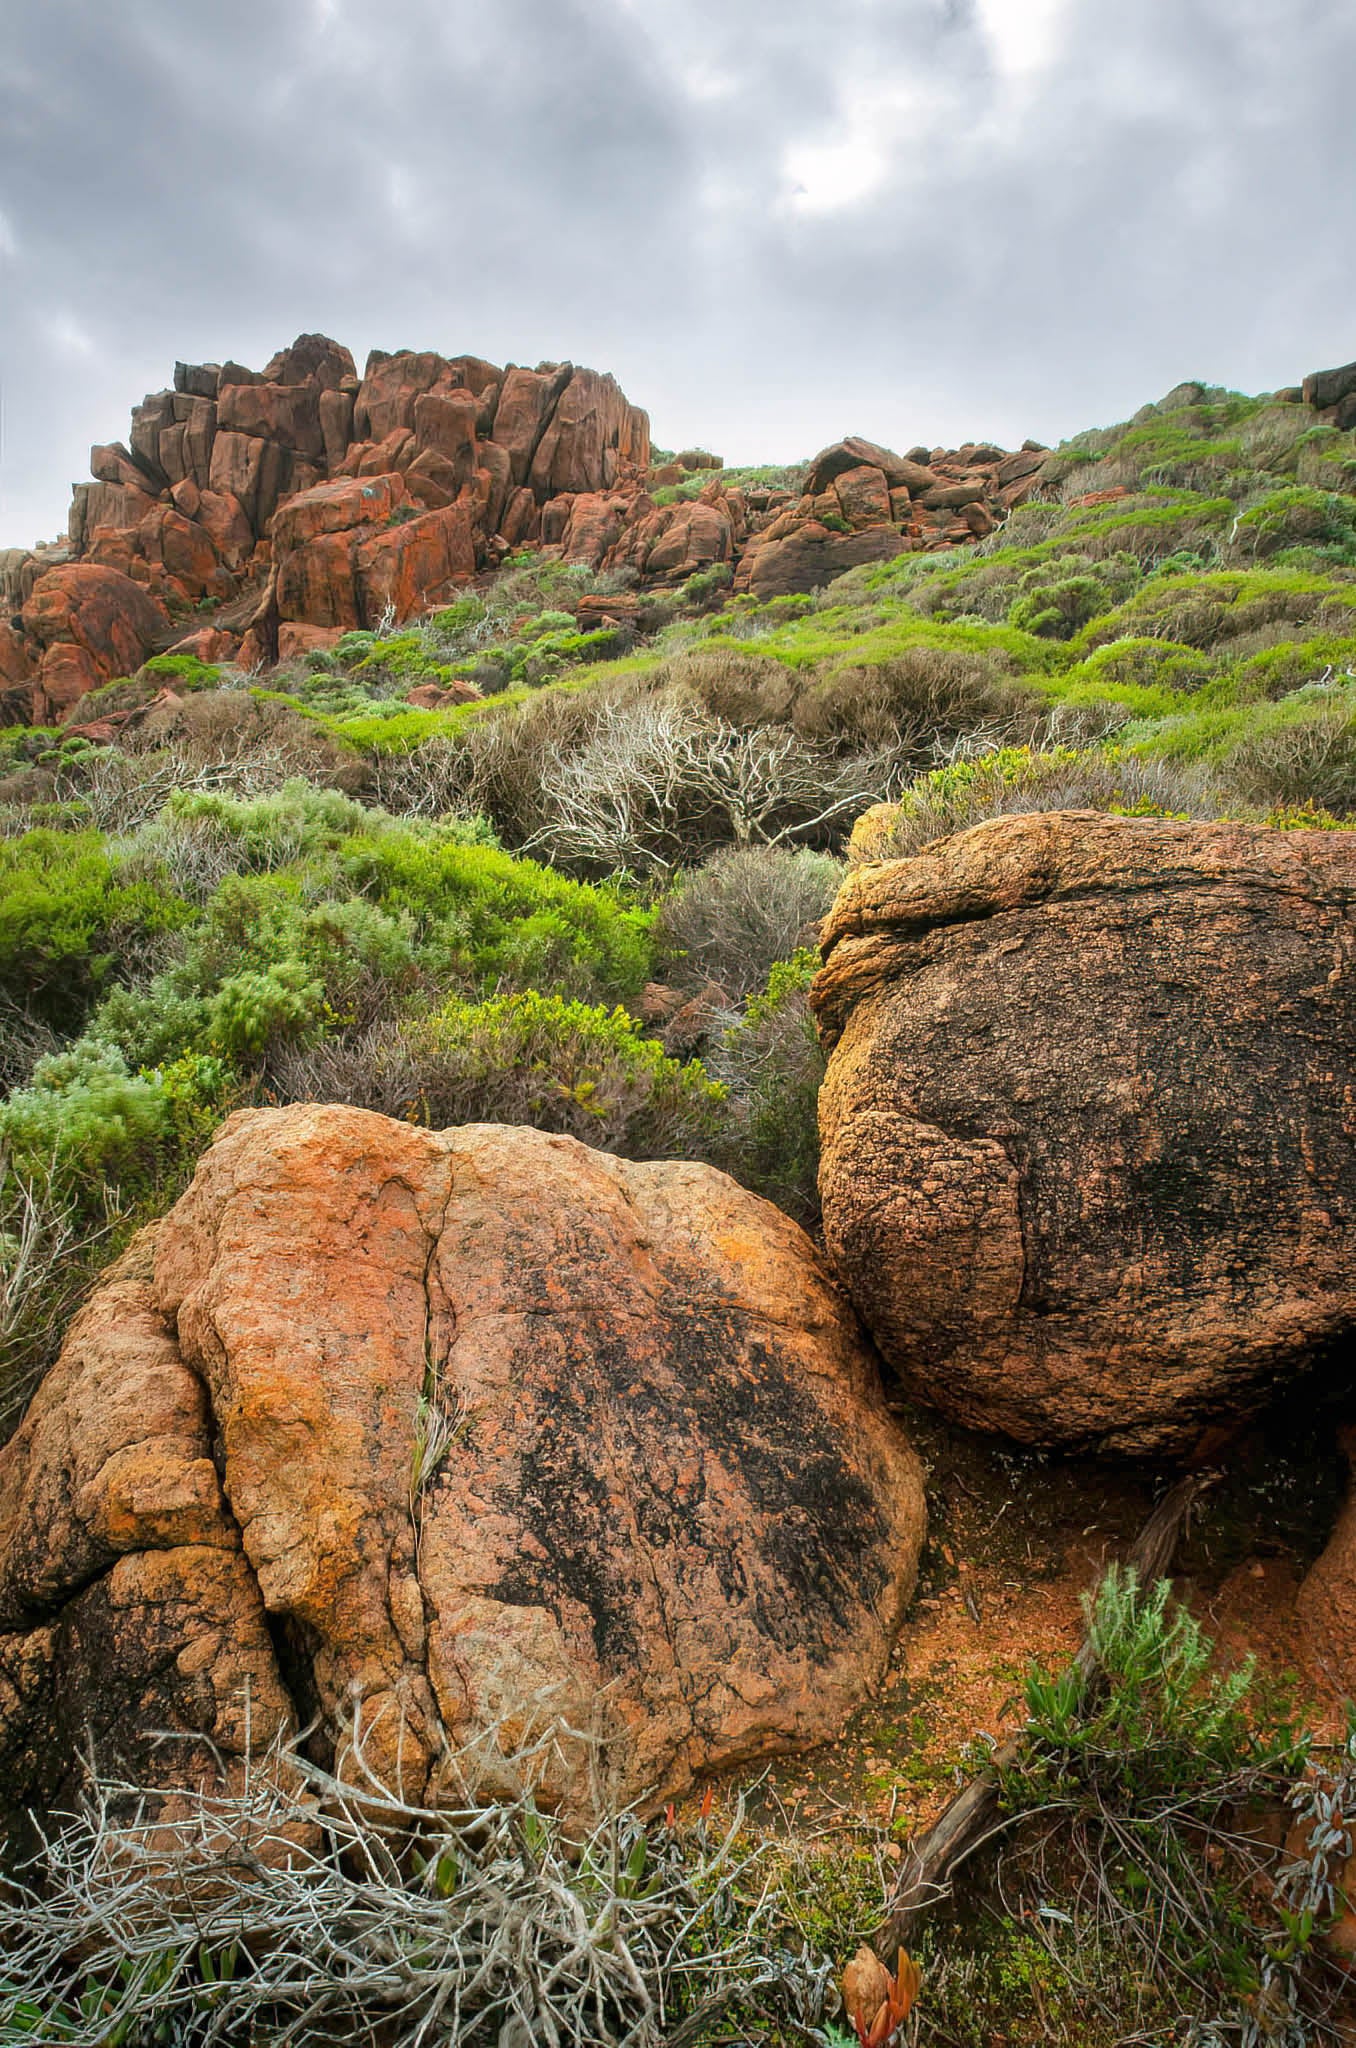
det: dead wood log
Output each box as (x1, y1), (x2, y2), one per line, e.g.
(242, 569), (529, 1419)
(871, 1469), (1215, 1959)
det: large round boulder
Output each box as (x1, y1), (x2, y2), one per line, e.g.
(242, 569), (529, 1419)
(811, 810), (1356, 1457)
(0, 1107), (923, 1830)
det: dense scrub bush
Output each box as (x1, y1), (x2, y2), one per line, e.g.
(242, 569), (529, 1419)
(273, 991), (725, 1160)
(1006, 555), (1140, 638)
(653, 845), (841, 999)
(0, 1041), (227, 1212)
(706, 951), (825, 1224)
(114, 780), (496, 903)
(1228, 486), (1356, 567)
(851, 746), (1229, 862)
(88, 828), (653, 1081)
(1222, 693), (1356, 814)
(791, 648), (1044, 754)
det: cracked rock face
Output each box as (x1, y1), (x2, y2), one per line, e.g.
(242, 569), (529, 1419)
(812, 810), (1356, 1458)
(0, 1106), (923, 1830)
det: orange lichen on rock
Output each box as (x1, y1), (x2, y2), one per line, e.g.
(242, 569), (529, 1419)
(0, 1106), (925, 1829)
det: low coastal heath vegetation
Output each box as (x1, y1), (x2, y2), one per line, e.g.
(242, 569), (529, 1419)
(7, 384), (1356, 1428)
(6, 376), (1356, 2041)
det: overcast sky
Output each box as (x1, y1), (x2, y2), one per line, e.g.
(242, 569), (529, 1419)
(2, 0), (1354, 545)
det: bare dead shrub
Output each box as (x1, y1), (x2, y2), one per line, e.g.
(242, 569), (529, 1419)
(522, 697), (904, 875)
(0, 1712), (814, 2047)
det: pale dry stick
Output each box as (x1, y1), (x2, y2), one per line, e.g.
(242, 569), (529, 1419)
(871, 1470), (1216, 1962)
(0, 1702), (790, 2048)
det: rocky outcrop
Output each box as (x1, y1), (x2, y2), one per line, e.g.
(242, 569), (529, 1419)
(270, 476), (476, 634)
(2, 336), (657, 720)
(732, 434), (1048, 598)
(3, 327), (1073, 722)
(0, 1106), (924, 1828)
(811, 811), (1356, 1458)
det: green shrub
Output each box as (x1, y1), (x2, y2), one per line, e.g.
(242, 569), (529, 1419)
(139, 652), (226, 690)
(995, 1568), (1320, 2032)
(0, 831), (188, 1031)
(1230, 487), (1356, 565)
(274, 992), (725, 1160)
(0, 1041), (227, 1210)
(1008, 570), (1117, 638)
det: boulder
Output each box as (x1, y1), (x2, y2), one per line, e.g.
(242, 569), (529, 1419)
(128, 391), (176, 482)
(833, 464), (894, 529)
(174, 361), (221, 400)
(0, 1240), (295, 1841)
(805, 439), (938, 497)
(260, 332), (358, 391)
(918, 481), (987, 510)
(492, 364), (575, 487)
(276, 622), (344, 662)
(1303, 360), (1356, 412)
(812, 811), (1356, 1458)
(0, 623), (33, 690)
(136, 506), (232, 602)
(0, 1108), (924, 1826)
(21, 563), (167, 693)
(560, 489), (639, 568)
(354, 350), (472, 443)
(745, 524), (910, 598)
(275, 529), (364, 630)
(208, 431), (298, 535)
(319, 387), (356, 472)
(412, 389), (479, 485)
(187, 487), (255, 571)
(166, 625), (239, 664)
(68, 482), (160, 552)
(528, 368), (650, 500)
(90, 442), (160, 492)
(34, 643), (105, 720)
(639, 498), (735, 577)
(270, 473), (408, 555)
(217, 382), (325, 463)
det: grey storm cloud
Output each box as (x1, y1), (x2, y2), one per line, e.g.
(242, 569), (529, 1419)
(2, 0), (1355, 543)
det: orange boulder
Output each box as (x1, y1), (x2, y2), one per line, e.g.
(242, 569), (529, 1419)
(833, 464), (893, 529)
(0, 1108), (924, 1825)
(813, 811), (1356, 1456)
(22, 562), (167, 693)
